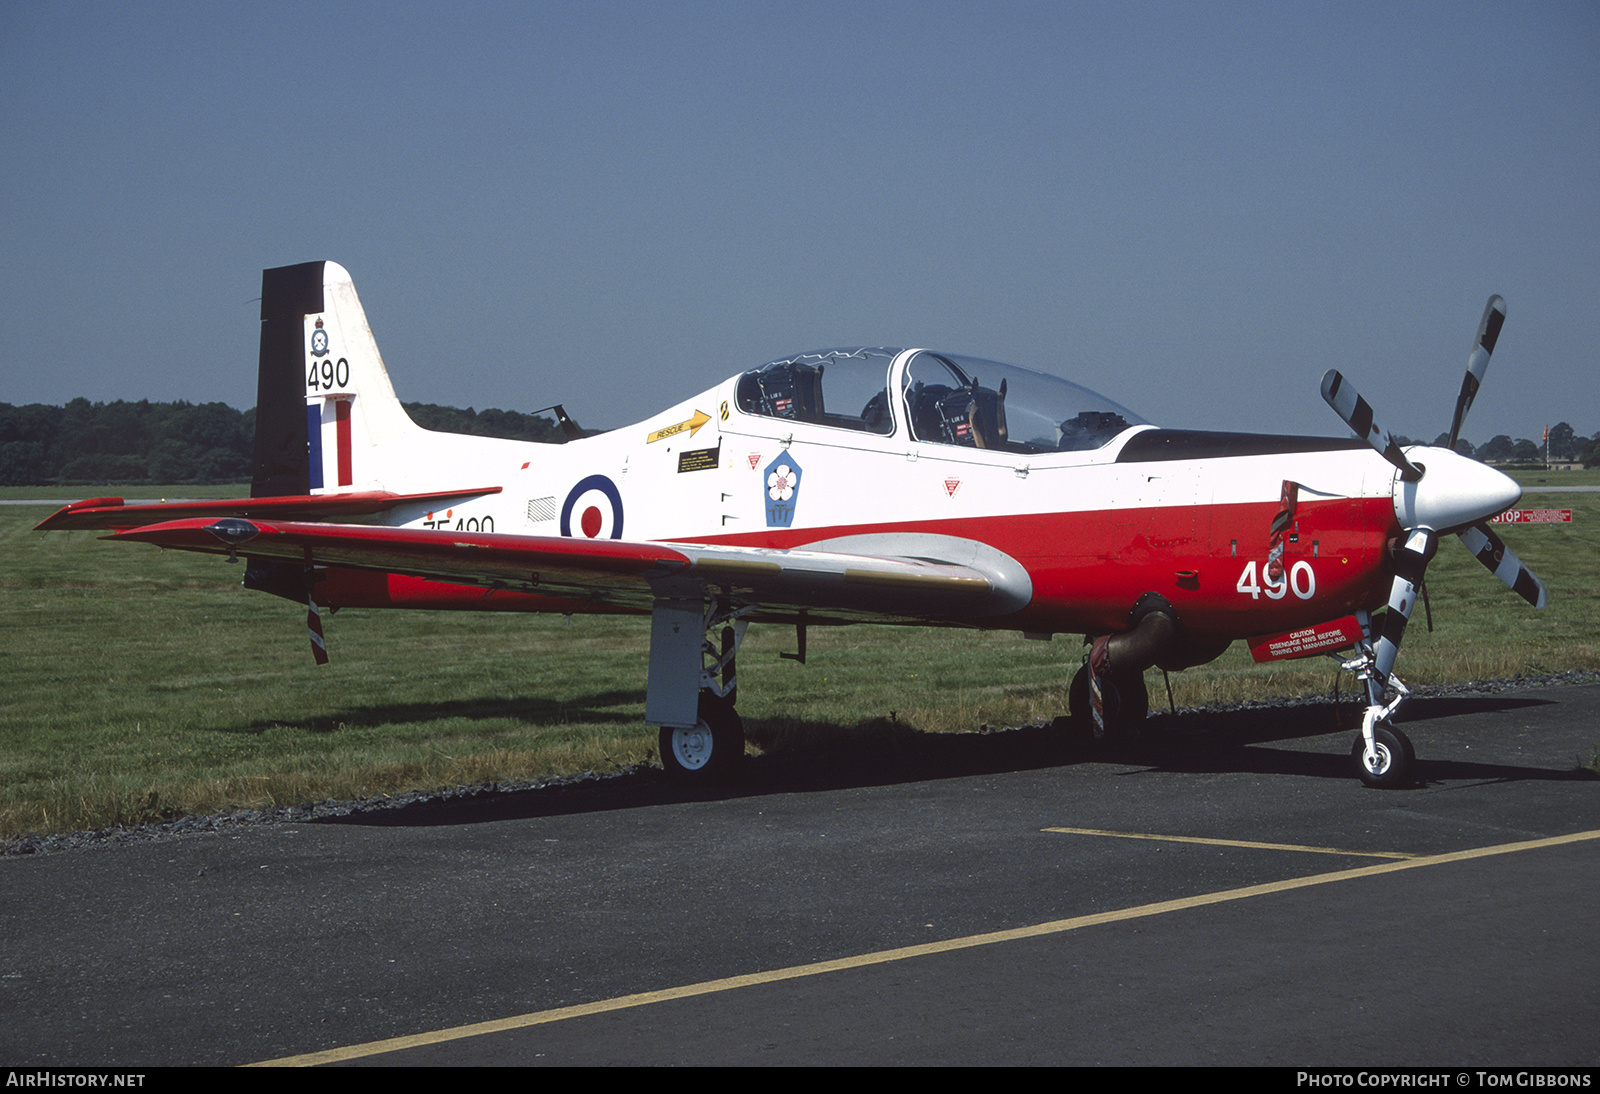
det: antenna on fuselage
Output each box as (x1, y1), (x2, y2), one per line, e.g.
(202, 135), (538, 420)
(532, 404), (585, 441)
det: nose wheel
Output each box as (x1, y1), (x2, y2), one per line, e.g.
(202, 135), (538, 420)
(1351, 724), (1415, 789)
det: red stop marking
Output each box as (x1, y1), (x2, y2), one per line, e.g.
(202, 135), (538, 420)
(581, 505), (603, 538)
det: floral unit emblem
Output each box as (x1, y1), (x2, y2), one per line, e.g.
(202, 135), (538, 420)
(762, 453), (802, 527)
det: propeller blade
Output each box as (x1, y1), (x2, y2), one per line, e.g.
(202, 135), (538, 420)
(1373, 529), (1438, 680)
(1446, 295), (1506, 450)
(1458, 522), (1548, 609)
(1320, 369), (1424, 482)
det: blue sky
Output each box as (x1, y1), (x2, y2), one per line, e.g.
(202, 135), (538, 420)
(4, 1), (1597, 443)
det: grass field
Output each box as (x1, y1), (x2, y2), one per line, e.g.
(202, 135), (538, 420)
(3, 474), (1596, 838)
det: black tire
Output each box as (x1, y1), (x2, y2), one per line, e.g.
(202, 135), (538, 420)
(1069, 664), (1150, 740)
(1351, 725), (1414, 789)
(659, 692), (745, 783)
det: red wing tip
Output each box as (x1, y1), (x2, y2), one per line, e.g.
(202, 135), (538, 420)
(34, 497), (129, 530)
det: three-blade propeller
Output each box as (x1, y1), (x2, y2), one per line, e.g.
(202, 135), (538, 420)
(1320, 296), (1547, 685)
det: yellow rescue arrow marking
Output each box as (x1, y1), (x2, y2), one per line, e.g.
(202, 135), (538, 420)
(647, 410), (711, 443)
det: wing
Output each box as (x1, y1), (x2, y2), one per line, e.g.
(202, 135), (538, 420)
(107, 517), (1033, 624)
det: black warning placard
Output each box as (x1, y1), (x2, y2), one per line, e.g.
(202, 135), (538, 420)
(677, 444), (720, 473)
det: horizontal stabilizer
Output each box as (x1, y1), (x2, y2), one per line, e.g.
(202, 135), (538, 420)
(34, 488), (502, 532)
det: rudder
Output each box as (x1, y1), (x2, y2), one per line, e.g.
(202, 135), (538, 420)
(251, 261), (422, 498)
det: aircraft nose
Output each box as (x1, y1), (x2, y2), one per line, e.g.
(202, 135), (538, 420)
(1394, 448), (1522, 532)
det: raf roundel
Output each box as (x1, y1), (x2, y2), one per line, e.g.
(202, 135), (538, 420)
(560, 474), (624, 540)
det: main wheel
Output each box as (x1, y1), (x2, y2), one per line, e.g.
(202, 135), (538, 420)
(1351, 725), (1414, 789)
(1069, 664), (1150, 739)
(659, 692), (745, 783)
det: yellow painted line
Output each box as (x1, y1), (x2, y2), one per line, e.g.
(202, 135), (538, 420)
(247, 828), (1600, 1067)
(1042, 826), (1419, 859)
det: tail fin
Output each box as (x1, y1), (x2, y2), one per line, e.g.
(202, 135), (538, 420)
(252, 261), (423, 498)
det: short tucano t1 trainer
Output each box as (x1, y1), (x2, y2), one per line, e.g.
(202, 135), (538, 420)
(38, 262), (1545, 788)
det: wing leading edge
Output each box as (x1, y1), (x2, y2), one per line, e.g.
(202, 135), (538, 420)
(109, 518), (1033, 624)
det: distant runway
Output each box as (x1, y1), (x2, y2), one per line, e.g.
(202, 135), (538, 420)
(3, 680), (1598, 1066)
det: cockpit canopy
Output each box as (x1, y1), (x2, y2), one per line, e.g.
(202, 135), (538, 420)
(734, 347), (1147, 453)
(736, 348), (899, 436)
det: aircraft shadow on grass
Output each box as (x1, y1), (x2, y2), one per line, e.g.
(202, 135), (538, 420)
(223, 688), (649, 735)
(315, 691), (1592, 830)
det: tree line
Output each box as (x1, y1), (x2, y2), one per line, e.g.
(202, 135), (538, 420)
(0, 398), (577, 486)
(1395, 422), (1600, 468)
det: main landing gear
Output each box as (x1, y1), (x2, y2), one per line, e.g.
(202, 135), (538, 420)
(650, 597), (752, 785)
(1068, 661), (1149, 745)
(1068, 593), (1191, 749)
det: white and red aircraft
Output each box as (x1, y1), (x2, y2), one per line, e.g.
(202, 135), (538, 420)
(38, 261), (1546, 787)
